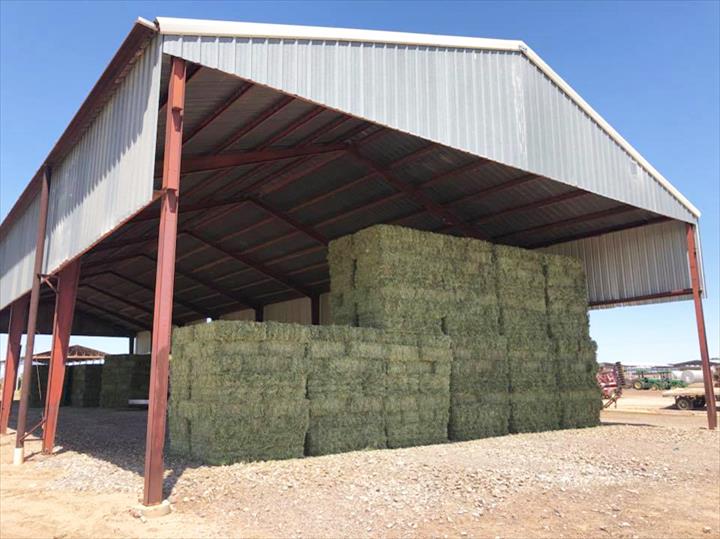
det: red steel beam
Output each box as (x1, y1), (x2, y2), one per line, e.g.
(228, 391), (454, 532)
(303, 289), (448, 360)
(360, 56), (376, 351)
(214, 95), (294, 154)
(249, 197), (328, 245)
(158, 64), (201, 111)
(82, 283), (156, 318)
(76, 297), (150, 330)
(41, 258), (81, 454)
(182, 82), (253, 145)
(348, 149), (489, 240)
(144, 57), (186, 507)
(155, 144), (346, 177)
(471, 190), (588, 226)
(15, 166), (50, 464)
(106, 270), (210, 318)
(186, 231), (314, 297)
(526, 216), (671, 249)
(589, 289), (693, 307)
(0, 295), (29, 434)
(495, 205), (636, 241)
(686, 223), (717, 430)
(448, 173), (541, 208)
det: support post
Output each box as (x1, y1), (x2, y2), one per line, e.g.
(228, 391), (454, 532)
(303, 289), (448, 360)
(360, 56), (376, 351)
(686, 224), (717, 430)
(15, 167), (50, 464)
(254, 308), (264, 322)
(143, 57), (186, 506)
(129, 337), (135, 354)
(311, 295), (321, 325)
(0, 295), (29, 434)
(41, 259), (81, 454)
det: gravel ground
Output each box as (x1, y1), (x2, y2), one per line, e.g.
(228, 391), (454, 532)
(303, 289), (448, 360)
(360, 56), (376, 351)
(6, 407), (719, 538)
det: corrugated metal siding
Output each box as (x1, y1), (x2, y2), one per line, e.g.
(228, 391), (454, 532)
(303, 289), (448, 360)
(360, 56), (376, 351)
(264, 297), (311, 324)
(162, 35), (695, 224)
(0, 195), (39, 310)
(541, 220), (691, 307)
(43, 38), (162, 275)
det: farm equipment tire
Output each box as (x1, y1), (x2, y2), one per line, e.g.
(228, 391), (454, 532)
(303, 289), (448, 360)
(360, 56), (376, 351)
(676, 397), (694, 411)
(651, 384), (660, 391)
(633, 381), (643, 390)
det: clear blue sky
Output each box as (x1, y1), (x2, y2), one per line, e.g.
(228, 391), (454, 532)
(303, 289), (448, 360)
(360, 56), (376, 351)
(0, 1), (718, 367)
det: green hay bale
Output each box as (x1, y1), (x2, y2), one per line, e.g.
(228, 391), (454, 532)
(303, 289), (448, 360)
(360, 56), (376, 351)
(544, 254), (586, 289)
(99, 355), (150, 408)
(305, 415), (386, 456)
(509, 391), (560, 433)
(449, 392), (510, 440)
(191, 321), (268, 343)
(559, 389), (602, 429)
(70, 365), (102, 407)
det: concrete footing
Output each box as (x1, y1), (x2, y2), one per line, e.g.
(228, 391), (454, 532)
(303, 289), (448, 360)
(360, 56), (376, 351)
(140, 499), (172, 518)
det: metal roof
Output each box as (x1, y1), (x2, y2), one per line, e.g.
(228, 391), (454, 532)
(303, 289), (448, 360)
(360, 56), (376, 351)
(0, 17), (706, 335)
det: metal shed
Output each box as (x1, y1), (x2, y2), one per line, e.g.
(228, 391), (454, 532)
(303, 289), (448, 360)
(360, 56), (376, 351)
(0, 17), (714, 506)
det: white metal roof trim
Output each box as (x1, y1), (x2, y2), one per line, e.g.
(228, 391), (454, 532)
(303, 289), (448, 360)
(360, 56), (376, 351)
(541, 220), (692, 306)
(160, 32), (696, 224)
(156, 17), (699, 218)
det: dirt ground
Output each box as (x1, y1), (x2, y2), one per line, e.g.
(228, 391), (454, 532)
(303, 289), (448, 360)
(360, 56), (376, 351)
(1, 399), (718, 539)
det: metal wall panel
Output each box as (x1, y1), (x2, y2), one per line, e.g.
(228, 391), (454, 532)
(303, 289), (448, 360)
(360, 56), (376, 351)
(0, 195), (39, 310)
(162, 35), (695, 224)
(541, 221), (691, 308)
(264, 297), (311, 324)
(43, 38), (162, 275)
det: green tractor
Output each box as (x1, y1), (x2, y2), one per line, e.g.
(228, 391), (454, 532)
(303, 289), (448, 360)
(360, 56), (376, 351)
(632, 370), (687, 391)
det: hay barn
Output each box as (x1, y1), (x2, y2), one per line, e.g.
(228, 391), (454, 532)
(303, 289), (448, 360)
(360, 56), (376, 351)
(0, 17), (714, 507)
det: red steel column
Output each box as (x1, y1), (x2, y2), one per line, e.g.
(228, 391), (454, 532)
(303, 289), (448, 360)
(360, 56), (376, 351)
(143, 57), (186, 506)
(15, 167), (50, 463)
(686, 223), (717, 430)
(0, 295), (30, 434)
(41, 259), (81, 453)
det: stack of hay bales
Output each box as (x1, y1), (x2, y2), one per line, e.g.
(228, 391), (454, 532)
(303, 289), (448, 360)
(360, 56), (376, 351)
(449, 335), (509, 440)
(305, 326), (387, 456)
(70, 365), (102, 407)
(544, 255), (601, 428)
(169, 320), (452, 463)
(495, 245), (559, 433)
(170, 322), (309, 464)
(328, 225), (502, 441)
(99, 354), (151, 408)
(329, 226), (499, 336)
(383, 333), (451, 448)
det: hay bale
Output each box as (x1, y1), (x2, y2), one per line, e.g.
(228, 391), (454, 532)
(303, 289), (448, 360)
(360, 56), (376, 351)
(99, 355), (150, 408)
(70, 365), (102, 407)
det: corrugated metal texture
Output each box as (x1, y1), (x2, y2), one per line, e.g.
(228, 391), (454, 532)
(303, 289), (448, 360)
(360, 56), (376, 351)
(42, 37), (162, 275)
(162, 35), (696, 224)
(0, 195), (39, 310)
(541, 220), (691, 308)
(264, 297), (311, 324)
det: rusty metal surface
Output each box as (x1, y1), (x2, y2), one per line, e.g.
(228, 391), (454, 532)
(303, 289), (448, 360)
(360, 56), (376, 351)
(41, 258), (81, 454)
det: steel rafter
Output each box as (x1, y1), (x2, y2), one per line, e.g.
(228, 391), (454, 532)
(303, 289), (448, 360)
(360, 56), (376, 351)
(495, 205), (637, 241)
(186, 231), (314, 297)
(347, 149), (488, 240)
